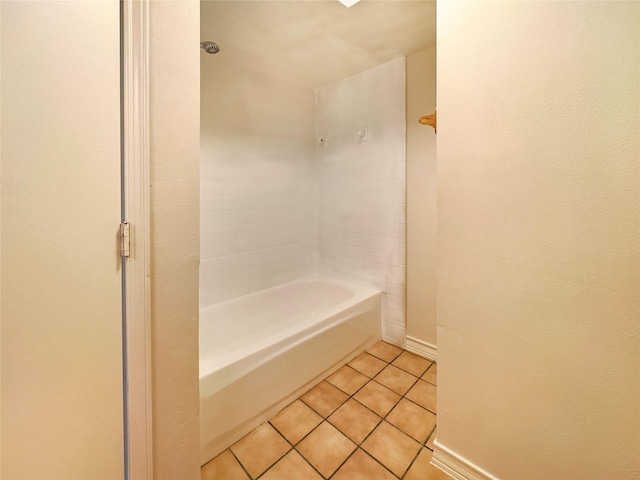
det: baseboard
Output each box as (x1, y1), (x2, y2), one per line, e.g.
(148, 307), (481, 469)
(431, 439), (499, 480)
(405, 336), (437, 361)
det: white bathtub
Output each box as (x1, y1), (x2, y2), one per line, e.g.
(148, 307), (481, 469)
(199, 275), (381, 465)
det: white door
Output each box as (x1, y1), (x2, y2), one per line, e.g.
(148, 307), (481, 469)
(1, 1), (125, 478)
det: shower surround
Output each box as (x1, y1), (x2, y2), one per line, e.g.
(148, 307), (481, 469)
(317, 58), (407, 345)
(199, 52), (407, 467)
(200, 57), (407, 344)
(200, 53), (317, 307)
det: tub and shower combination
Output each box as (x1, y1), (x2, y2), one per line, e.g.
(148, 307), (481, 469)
(199, 275), (382, 465)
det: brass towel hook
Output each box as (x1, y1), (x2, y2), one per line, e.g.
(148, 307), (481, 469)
(419, 111), (436, 133)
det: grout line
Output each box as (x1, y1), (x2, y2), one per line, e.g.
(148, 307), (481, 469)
(399, 446), (423, 480)
(381, 375), (437, 435)
(374, 365), (421, 397)
(228, 448), (256, 480)
(215, 344), (437, 480)
(325, 364), (370, 396)
(401, 390), (437, 416)
(200, 455), (215, 470)
(293, 447), (332, 480)
(325, 446), (360, 480)
(348, 351), (389, 370)
(366, 346), (403, 364)
(350, 363), (433, 454)
(320, 391), (397, 479)
(421, 361), (437, 386)
(267, 420), (298, 448)
(332, 352), (433, 432)
(262, 418), (326, 480)
(381, 421), (424, 479)
(251, 425), (294, 480)
(327, 446), (400, 480)
(390, 353), (434, 378)
(301, 346), (400, 478)
(324, 348), (424, 478)
(358, 447), (402, 480)
(354, 425), (400, 479)
(424, 423), (437, 450)
(265, 420), (328, 480)
(373, 359), (437, 415)
(298, 382), (350, 419)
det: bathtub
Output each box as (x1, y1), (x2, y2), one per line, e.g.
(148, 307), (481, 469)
(199, 275), (381, 465)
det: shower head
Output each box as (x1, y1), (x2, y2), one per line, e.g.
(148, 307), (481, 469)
(200, 41), (220, 55)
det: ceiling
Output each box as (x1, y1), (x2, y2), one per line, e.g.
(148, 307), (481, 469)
(200, 0), (436, 90)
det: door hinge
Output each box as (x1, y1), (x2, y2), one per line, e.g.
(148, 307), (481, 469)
(120, 222), (131, 257)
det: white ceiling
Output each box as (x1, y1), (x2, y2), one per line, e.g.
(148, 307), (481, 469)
(201, 0), (436, 90)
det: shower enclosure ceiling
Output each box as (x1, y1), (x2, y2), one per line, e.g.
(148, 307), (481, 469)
(200, 0), (435, 89)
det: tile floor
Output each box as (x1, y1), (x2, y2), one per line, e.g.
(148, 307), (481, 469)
(201, 341), (449, 480)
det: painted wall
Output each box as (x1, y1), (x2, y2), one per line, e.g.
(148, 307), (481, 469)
(406, 47), (437, 351)
(149, 0), (200, 478)
(317, 58), (407, 346)
(1, 1), (123, 477)
(436, 2), (639, 479)
(0, 4), (3, 475)
(200, 39), (316, 307)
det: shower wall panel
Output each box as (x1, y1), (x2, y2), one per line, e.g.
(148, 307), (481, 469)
(200, 56), (317, 306)
(316, 58), (407, 346)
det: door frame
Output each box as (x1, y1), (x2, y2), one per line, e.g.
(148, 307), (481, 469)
(121, 0), (153, 478)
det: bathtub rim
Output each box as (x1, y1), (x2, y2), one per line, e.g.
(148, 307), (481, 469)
(199, 273), (380, 318)
(198, 274), (382, 381)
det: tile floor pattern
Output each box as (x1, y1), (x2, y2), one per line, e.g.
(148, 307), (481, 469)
(201, 341), (449, 480)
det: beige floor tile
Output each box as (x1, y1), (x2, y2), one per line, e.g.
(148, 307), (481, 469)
(328, 398), (382, 444)
(201, 450), (249, 480)
(361, 421), (422, 477)
(348, 351), (387, 378)
(405, 379), (437, 413)
(387, 398), (437, 443)
(426, 426), (437, 450)
(374, 364), (418, 395)
(230, 423), (291, 478)
(269, 400), (323, 445)
(296, 421), (356, 478)
(392, 351), (433, 377)
(300, 381), (349, 417)
(353, 380), (401, 417)
(211, 347), (437, 480)
(422, 363), (437, 385)
(404, 447), (451, 480)
(366, 341), (402, 362)
(259, 450), (323, 480)
(327, 365), (370, 395)
(332, 449), (396, 480)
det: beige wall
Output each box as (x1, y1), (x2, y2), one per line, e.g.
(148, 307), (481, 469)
(406, 47), (437, 350)
(436, 2), (639, 479)
(1, 2), (123, 477)
(0, 4), (3, 475)
(149, 0), (201, 478)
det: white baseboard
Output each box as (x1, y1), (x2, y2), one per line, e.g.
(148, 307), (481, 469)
(431, 439), (499, 480)
(405, 336), (437, 361)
